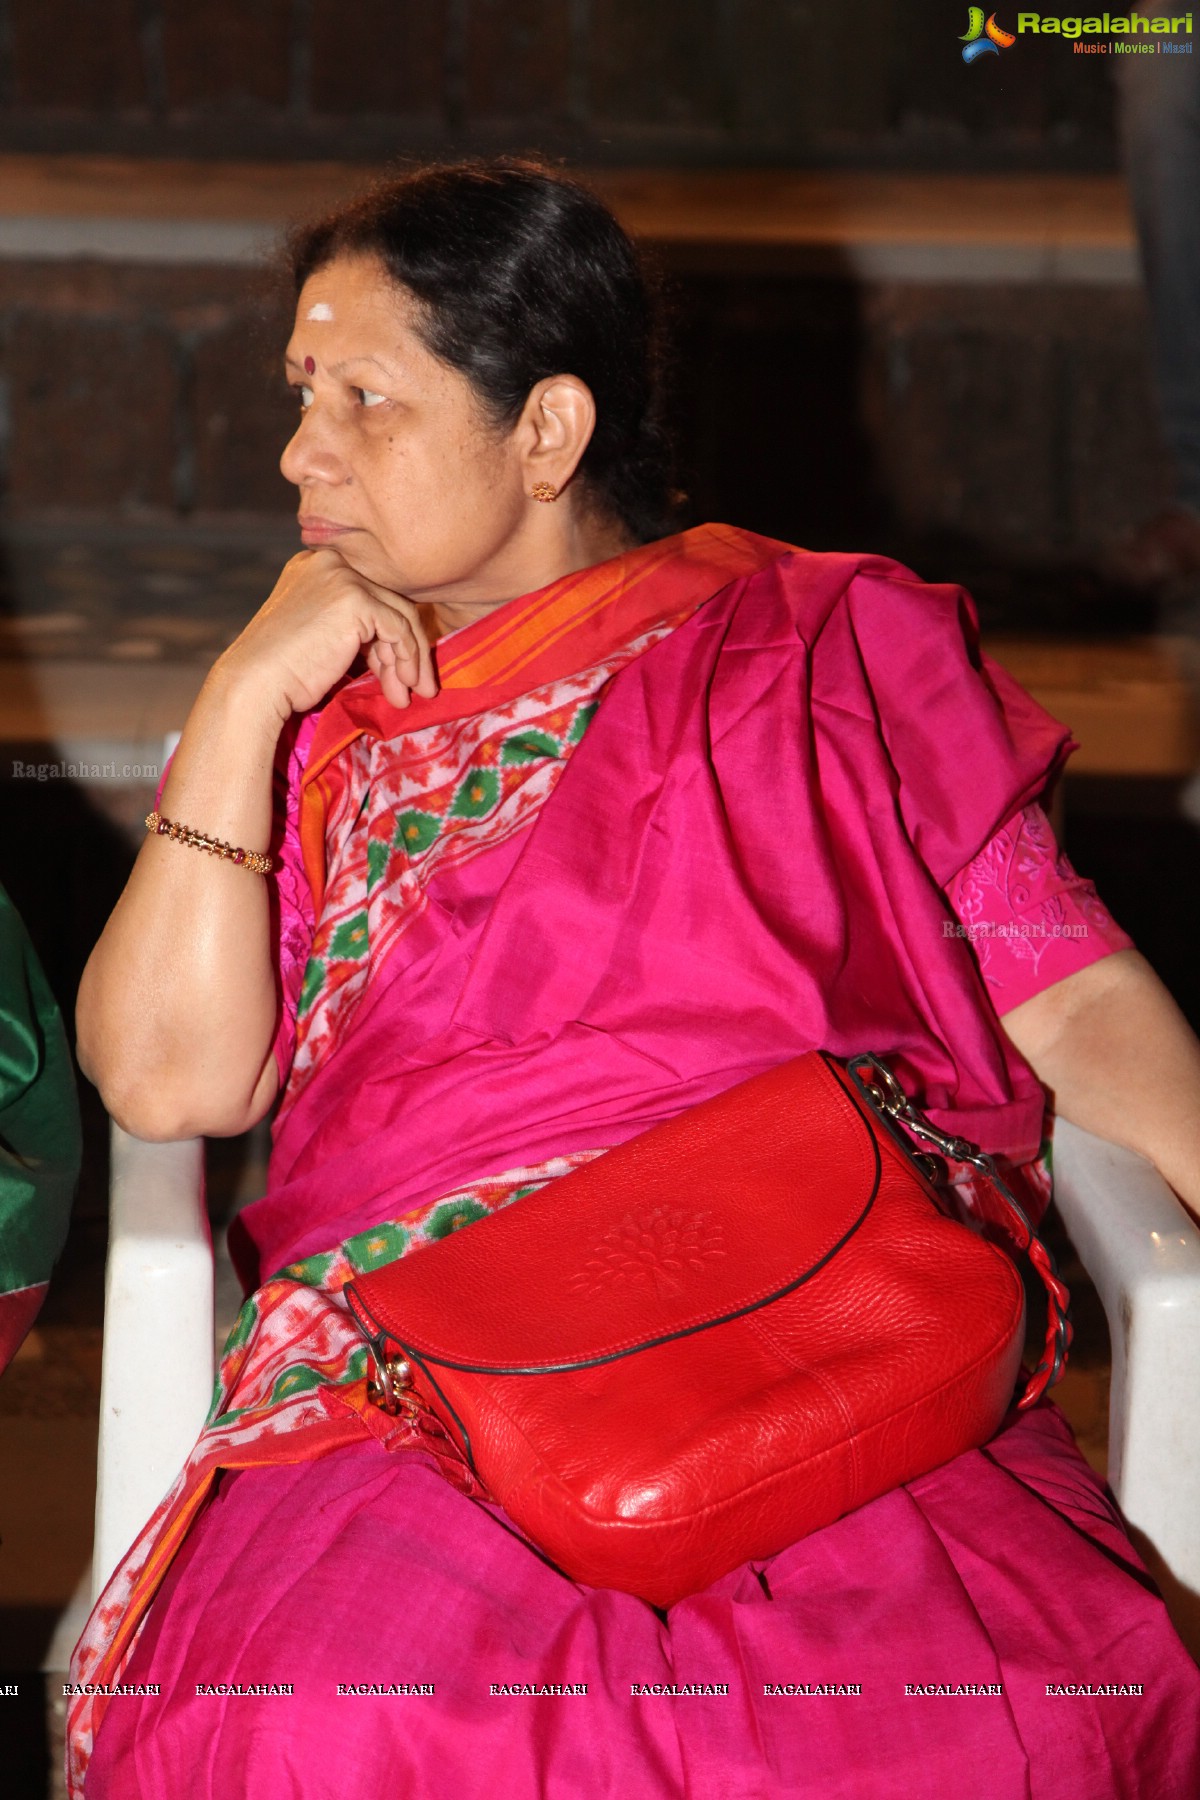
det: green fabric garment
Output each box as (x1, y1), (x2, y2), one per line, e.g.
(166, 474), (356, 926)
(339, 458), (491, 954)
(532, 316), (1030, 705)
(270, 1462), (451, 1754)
(0, 881), (81, 1295)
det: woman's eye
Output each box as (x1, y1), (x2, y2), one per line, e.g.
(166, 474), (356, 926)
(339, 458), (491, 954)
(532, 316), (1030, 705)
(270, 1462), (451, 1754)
(357, 388), (388, 408)
(294, 384), (314, 409)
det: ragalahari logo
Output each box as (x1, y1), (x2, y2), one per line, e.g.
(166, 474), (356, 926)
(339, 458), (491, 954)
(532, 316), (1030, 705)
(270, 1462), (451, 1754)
(961, 8), (1018, 58)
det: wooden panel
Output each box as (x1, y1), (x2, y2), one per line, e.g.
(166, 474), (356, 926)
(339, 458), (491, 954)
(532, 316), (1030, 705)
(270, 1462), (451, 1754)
(988, 636), (1200, 777)
(0, 159), (1136, 253)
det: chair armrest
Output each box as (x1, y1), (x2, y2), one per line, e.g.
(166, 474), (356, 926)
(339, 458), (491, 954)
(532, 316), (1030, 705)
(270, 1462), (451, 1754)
(93, 1126), (214, 1599)
(1052, 1118), (1200, 1654)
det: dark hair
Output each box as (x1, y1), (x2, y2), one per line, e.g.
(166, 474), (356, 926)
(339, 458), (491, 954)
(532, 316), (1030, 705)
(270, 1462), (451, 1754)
(287, 158), (680, 544)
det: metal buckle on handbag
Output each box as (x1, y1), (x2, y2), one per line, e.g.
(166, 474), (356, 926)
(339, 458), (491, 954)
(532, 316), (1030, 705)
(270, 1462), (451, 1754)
(367, 1350), (416, 1416)
(854, 1053), (1007, 1175)
(849, 1052), (1072, 1402)
(365, 1349), (444, 1431)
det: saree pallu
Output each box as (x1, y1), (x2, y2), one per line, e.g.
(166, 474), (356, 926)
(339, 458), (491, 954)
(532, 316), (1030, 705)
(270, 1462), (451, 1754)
(71, 526), (1198, 1795)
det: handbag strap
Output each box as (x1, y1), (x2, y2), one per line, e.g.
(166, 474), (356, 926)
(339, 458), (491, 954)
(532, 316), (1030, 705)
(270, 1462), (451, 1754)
(846, 1054), (1072, 1411)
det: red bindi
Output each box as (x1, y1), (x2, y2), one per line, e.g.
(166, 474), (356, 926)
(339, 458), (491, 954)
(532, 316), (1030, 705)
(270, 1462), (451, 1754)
(304, 355), (315, 375)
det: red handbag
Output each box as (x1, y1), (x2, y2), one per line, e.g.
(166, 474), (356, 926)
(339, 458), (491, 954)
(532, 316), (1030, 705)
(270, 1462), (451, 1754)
(346, 1052), (1069, 1610)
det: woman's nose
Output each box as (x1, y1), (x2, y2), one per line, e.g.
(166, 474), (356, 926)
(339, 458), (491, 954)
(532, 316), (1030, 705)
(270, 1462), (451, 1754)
(279, 409), (349, 490)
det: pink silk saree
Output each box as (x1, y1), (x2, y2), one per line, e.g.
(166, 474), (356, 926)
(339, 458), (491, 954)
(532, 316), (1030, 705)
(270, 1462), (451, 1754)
(241, 531), (1077, 1284)
(74, 526), (1200, 1796)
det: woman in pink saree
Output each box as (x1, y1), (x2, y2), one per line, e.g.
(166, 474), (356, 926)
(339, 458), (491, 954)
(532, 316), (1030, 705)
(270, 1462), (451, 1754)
(75, 161), (1200, 1798)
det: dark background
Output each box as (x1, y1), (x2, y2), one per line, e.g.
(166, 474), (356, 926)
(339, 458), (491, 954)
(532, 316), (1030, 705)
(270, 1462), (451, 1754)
(0, 0), (1122, 168)
(1, 6), (1198, 1790)
(0, 2), (1168, 598)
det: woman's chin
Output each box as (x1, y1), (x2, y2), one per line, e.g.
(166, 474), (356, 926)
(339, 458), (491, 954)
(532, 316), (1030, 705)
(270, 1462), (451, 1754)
(328, 539), (410, 595)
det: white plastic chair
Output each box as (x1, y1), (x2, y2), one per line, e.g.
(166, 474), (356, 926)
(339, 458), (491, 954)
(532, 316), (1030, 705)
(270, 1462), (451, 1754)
(92, 1130), (213, 1600)
(1051, 1120), (1200, 1655)
(92, 1119), (1200, 1657)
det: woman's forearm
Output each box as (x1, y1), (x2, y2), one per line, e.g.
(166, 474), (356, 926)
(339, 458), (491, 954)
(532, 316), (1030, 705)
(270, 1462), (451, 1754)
(76, 661), (287, 1140)
(1000, 949), (1200, 1212)
(77, 550), (441, 1140)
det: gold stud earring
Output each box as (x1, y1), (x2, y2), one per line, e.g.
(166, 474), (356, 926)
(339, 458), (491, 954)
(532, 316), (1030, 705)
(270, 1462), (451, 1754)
(531, 482), (559, 503)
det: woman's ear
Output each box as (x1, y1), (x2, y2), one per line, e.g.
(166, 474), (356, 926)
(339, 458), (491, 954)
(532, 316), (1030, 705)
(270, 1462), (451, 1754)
(520, 375), (597, 494)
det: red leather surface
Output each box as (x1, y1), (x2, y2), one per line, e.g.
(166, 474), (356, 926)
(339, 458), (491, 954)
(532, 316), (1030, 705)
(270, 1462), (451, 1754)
(347, 1054), (1026, 1609)
(357, 1057), (879, 1369)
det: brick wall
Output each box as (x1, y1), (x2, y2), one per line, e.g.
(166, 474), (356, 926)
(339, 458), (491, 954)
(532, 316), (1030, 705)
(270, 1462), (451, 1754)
(0, 1), (1118, 170)
(677, 275), (1164, 585)
(859, 283), (1166, 568)
(0, 255), (1163, 578)
(0, 259), (296, 514)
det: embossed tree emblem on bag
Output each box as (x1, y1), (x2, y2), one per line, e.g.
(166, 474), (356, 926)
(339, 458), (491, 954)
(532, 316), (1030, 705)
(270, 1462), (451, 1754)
(570, 1206), (726, 1301)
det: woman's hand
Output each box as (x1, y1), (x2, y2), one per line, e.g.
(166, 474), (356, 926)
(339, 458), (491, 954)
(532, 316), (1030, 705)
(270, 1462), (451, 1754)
(215, 547), (440, 721)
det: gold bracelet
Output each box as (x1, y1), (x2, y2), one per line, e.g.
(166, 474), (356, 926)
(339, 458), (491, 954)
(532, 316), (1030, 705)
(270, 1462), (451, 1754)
(145, 811), (274, 876)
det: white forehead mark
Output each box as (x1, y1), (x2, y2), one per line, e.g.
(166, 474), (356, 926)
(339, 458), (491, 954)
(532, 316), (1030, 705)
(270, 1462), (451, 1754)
(306, 302), (335, 322)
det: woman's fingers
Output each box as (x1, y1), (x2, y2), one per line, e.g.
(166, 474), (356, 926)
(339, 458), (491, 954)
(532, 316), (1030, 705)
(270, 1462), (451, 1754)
(365, 637), (412, 710)
(409, 622), (439, 700)
(367, 623), (416, 710)
(364, 586), (439, 703)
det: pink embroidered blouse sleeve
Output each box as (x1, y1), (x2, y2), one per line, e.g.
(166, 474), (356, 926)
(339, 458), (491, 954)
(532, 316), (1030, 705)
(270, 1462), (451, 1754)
(945, 802), (1134, 1014)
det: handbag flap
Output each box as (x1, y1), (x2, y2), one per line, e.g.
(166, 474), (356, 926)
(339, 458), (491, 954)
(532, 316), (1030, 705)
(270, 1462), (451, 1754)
(348, 1054), (888, 1373)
